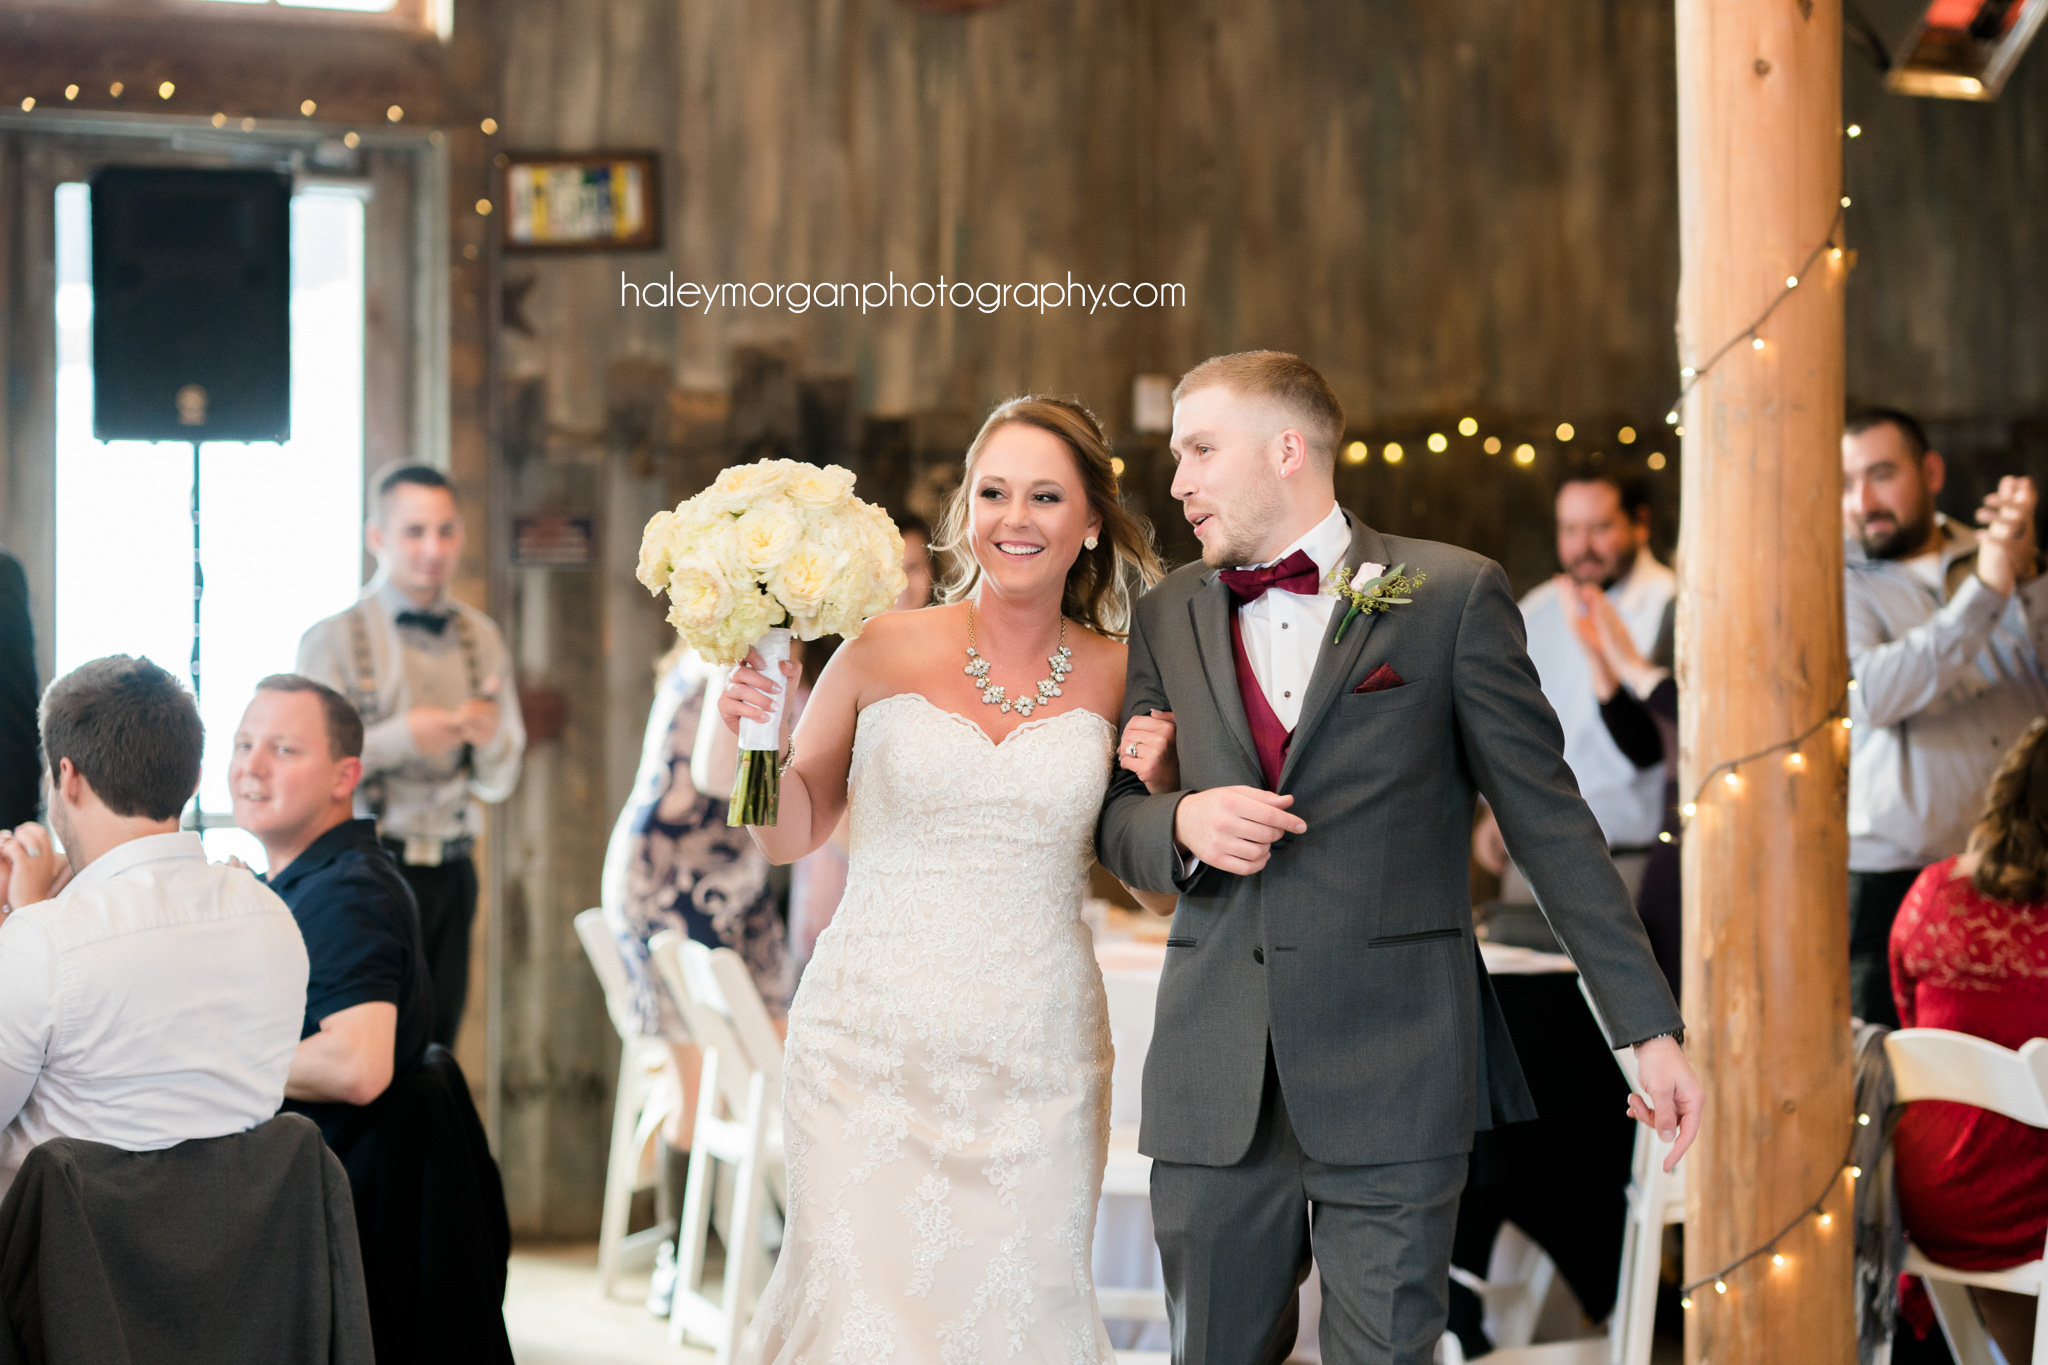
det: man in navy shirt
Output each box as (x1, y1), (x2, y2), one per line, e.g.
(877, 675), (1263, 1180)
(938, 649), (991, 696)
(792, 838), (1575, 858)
(230, 674), (433, 1146)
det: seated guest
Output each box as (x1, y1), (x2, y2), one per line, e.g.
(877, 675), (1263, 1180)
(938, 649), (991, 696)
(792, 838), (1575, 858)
(0, 656), (308, 1195)
(1890, 716), (2048, 1365)
(229, 675), (433, 1145)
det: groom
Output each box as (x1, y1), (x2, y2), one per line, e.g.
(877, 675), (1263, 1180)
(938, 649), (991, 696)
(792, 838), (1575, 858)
(1097, 351), (1700, 1365)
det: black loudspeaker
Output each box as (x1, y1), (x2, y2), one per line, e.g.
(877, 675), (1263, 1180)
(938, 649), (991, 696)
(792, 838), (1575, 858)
(90, 167), (292, 443)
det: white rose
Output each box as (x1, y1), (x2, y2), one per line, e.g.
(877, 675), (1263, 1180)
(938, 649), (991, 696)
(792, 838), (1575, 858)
(636, 510), (680, 594)
(1350, 562), (1388, 592)
(772, 544), (838, 617)
(787, 464), (857, 508)
(733, 504), (805, 572)
(665, 558), (733, 633)
(714, 460), (791, 498)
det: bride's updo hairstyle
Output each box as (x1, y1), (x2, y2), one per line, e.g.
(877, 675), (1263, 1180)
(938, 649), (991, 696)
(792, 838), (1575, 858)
(935, 396), (1163, 639)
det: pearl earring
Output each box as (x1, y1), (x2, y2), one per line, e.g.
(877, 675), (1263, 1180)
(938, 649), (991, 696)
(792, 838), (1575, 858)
(1084, 535), (1099, 550)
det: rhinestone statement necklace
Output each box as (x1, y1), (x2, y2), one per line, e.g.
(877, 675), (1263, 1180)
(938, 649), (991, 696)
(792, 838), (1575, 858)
(965, 604), (1072, 717)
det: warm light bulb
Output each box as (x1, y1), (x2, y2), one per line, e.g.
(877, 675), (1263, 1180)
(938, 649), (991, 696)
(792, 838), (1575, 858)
(1682, 803), (1697, 818)
(1842, 717), (1854, 730)
(1831, 247), (1844, 260)
(1666, 410), (1680, 424)
(64, 84), (78, 100)
(1858, 1113), (1870, 1126)
(1819, 1213), (1833, 1227)
(1513, 444), (1536, 466)
(1724, 772), (1740, 789)
(18, 97), (31, 112)
(241, 117), (256, 131)
(1658, 831), (1673, 844)
(1841, 196), (1852, 207)
(301, 99), (317, 116)
(343, 131), (360, 148)
(1786, 275), (1799, 288)
(157, 81), (174, 99)
(1619, 426), (1637, 444)
(1344, 440), (1368, 465)
(1110, 456), (1125, 477)
(1556, 422), (1575, 441)
(1848, 679), (1859, 691)
(1752, 336), (1766, 351)
(1427, 432), (1448, 453)
(211, 112), (227, 128)
(1786, 752), (1804, 769)
(1647, 452), (1666, 471)
(109, 82), (124, 97)
(1458, 417), (1478, 437)
(1681, 1296), (1693, 1311)
(1483, 436), (1501, 455)
(481, 117), (499, 135)
(1772, 1253), (1786, 1268)
(1383, 442), (1404, 464)
(1849, 1166), (1862, 1179)
(476, 198), (494, 216)
(1715, 1280), (1728, 1295)
(1674, 426), (1685, 436)
(1847, 124), (1862, 138)
(1680, 366), (1696, 379)
(387, 105), (404, 123)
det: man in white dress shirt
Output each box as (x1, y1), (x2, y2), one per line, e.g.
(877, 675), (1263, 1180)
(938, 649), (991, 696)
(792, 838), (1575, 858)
(0, 656), (309, 1197)
(1474, 472), (1675, 899)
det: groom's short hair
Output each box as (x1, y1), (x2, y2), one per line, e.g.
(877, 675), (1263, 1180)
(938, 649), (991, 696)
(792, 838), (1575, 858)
(1173, 351), (1345, 469)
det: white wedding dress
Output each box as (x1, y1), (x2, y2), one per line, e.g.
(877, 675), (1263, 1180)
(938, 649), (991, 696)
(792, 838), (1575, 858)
(743, 692), (1119, 1365)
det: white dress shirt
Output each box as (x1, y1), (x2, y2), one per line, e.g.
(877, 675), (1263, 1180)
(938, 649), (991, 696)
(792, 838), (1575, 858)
(1518, 552), (1676, 848)
(0, 833), (310, 1196)
(1235, 503), (1351, 730)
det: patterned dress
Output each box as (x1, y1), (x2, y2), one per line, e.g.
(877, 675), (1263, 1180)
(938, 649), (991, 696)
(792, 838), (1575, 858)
(602, 657), (793, 1036)
(742, 693), (1117, 1365)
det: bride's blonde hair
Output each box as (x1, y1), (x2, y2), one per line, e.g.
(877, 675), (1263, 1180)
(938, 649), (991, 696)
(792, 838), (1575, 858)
(934, 396), (1163, 638)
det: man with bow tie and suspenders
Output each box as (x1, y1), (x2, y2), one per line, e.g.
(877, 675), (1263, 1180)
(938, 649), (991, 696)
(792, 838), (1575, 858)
(296, 464), (525, 1051)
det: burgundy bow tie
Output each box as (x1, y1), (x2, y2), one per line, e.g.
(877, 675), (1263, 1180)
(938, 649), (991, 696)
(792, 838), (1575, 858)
(1219, 550), (1322, 605)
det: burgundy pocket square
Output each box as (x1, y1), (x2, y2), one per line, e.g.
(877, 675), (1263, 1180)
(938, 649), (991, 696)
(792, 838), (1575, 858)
(1354, 665), (1405, 694)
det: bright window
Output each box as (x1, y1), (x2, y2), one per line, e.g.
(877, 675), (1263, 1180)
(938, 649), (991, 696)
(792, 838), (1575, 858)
(53, 180), (367, 868)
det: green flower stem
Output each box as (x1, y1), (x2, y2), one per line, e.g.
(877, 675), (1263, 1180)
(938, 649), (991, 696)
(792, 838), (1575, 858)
(1333, 602), (1364, 644)
(728, 747), (782, 826)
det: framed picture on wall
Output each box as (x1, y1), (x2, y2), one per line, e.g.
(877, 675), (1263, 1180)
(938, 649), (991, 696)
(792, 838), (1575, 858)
(500, 151), (662, 252)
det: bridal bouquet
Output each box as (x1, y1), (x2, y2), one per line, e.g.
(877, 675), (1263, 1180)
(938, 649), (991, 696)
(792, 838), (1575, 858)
(637, 458), (907, 824)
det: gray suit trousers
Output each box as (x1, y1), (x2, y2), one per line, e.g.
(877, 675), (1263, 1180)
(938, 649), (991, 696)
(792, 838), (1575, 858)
(1149, 1045), (1466, 1365)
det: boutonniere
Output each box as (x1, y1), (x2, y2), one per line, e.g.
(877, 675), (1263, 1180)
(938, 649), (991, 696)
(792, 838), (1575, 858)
(1326, 561), (1426, 643)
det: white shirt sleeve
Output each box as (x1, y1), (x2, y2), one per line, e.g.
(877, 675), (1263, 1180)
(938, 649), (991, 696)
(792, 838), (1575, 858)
(0, 916), (58, 1131)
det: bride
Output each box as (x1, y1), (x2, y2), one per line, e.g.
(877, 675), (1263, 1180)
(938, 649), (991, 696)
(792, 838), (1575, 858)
(707, 396), (1168, 1364)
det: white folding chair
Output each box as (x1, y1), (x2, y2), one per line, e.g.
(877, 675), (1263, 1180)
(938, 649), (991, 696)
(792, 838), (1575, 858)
(574, 908), (680, 1298)
(1098, 968), (1168, 1331)
(1885, 1028), (2048, 1365)
(649, 932), (785, 1365)
(1567, 977), (1684, 1365)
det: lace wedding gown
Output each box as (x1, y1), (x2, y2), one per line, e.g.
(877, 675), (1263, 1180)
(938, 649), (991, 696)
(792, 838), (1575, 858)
(743, 692), (1118, 1365)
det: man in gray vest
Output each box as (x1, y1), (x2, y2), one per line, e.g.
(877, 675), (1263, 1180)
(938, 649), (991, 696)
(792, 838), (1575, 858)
(297, 465), (524, 1049)
(1097, 351), (1699, 1365)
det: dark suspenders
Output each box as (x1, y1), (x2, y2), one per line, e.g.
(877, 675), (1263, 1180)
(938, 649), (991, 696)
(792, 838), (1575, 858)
(343, 601), (484, 817)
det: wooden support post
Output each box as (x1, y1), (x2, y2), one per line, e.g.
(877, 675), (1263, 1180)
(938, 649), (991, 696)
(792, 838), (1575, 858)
(1675, 1), (1854, 1361)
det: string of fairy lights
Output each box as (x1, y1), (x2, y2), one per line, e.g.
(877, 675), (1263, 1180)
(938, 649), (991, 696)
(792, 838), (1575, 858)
(1655, 120), (1872, 1312)
(1677, 1128), (1862, 1310)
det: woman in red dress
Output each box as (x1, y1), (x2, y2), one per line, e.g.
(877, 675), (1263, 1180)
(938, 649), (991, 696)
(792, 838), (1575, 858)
(1891, 715), (2048, 1363)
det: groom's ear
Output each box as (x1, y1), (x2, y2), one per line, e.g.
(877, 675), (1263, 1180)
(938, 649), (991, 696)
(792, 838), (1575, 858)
(1273, 426), (1313, 480)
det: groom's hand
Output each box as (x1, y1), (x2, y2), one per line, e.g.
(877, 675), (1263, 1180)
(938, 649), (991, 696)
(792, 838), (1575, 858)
(1627, 1034), (1703, 1171)
(1172, 787), (1305, 876)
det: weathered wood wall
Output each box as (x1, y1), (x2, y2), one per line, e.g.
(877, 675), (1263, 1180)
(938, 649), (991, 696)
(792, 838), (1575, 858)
(492, 0), (2048, 1235)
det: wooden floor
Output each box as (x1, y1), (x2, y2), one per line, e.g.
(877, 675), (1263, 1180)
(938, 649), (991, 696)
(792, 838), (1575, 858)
(505, 1243), (712, 1365)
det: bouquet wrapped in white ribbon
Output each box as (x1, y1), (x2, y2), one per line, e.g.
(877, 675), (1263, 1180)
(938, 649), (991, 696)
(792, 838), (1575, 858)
(636, 458), (907, 824)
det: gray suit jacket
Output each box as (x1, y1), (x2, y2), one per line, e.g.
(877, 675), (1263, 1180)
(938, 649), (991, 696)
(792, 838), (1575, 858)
(1096, 515), (1683, 1168)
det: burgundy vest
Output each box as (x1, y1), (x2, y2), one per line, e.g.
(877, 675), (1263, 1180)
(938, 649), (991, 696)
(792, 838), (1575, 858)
(1228, 610), (1292, 789)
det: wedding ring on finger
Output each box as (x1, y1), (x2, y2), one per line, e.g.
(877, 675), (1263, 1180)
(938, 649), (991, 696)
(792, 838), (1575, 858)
(1126, 743), (1139, 757)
